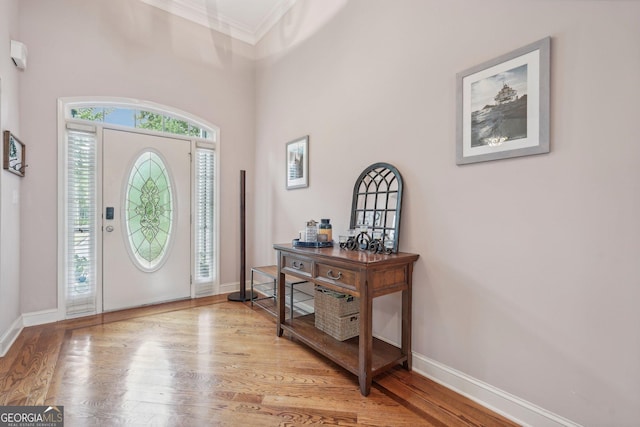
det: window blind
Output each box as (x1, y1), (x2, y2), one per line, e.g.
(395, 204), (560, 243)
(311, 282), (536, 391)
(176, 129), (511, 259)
(66, 128), (97, 316)
(194, 147), (215, 296)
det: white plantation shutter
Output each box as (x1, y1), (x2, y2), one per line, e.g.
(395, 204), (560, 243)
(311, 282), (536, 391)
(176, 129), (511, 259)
(195, 146), (215, 295)
(66, 126), (97, 316)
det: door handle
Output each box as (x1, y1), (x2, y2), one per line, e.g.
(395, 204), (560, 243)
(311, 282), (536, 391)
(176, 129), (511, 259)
(105, 225), (114, 232)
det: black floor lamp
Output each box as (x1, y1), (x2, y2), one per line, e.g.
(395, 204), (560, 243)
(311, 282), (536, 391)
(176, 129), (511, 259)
(228, 170), (256, 302)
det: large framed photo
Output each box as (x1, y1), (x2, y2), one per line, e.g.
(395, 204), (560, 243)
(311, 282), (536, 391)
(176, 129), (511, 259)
(456, 37), (550, 165)
(286, 135), (309, 189)
(3, 130), (26, 177)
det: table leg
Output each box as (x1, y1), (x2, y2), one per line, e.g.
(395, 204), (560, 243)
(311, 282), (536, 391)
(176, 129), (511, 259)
(402, 265), (413, 370)
(250, 269), (255, 308)
(276, 253), (285, 337)
(359, 285), (373, 396)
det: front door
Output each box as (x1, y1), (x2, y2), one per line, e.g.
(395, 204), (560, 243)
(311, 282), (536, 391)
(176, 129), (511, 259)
(102, 129), (191, 311)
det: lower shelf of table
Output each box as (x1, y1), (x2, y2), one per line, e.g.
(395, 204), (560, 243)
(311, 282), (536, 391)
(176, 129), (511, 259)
(280, 313), (407, 378)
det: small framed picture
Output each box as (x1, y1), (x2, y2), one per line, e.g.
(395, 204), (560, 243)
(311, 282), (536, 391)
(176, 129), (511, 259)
(3, 130), (26, 177)
(456, 37), (551, 165)
(286, 135), (309, 190)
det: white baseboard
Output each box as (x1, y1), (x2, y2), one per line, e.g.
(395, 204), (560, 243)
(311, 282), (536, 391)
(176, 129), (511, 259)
(219, 281), (240, 294)
(22, 308), (60, 327)
(411, 353), (581, 427)
(0, 316), (24, 357)
(1, 309), (62, 357)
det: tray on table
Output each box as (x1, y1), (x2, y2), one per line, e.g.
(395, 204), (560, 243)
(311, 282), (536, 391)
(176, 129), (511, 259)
(292, 239), (334, 248)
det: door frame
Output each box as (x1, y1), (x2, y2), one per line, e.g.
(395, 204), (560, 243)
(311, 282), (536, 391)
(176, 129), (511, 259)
(57, 97), (220, 319)
(102, 129), (192, 311)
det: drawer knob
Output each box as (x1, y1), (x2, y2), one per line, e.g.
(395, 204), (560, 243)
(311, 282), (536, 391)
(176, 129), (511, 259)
(326, 270), (342, 280)
(292, 261), (304, 270)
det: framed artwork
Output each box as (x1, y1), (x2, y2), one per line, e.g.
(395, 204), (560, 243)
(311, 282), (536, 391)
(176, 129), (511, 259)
(286, 135), (309, 189)
(456, 37), (551, 165)
(3, 130), (26, 177)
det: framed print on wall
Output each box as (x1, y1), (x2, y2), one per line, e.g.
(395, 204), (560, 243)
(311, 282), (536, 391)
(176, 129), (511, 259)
(456, 37), (551, 165)
(3, 130), (26, 177)
(286, 135), (309, 189)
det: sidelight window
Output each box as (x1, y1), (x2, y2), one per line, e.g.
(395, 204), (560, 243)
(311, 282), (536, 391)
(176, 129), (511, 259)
(195, 147), (215, 292)
(65, 126), (97, 317)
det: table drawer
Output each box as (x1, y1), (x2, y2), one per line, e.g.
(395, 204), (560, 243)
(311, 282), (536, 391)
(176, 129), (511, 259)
(281, 254), (313, 278)
(316, 263), (357, 292)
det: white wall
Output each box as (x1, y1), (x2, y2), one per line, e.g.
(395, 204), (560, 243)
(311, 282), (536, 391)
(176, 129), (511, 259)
(17, 0), (256, 313)
(255, 0), (640, 425)
(0, 0), (22, 355)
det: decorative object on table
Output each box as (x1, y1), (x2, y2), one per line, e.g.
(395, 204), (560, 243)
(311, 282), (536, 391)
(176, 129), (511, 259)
(286, 135), (309, 189)
(318, 218), (332, 242)
(294, 218), (333, 247)
(456, 37), (551, 165)
(300, 219), (318, 242)
(339, 228), (392, 254)
(343, 162), (403, 253)
(304, 219), (318, 242)
(3, 131), (26, 177)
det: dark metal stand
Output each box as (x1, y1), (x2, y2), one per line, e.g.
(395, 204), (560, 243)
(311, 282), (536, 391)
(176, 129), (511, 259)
(228, 169), (256, 302)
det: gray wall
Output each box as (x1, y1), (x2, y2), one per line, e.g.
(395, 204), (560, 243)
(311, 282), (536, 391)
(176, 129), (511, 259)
(3, 0), (639, 424)
(254, 0), (640, 425)
(16, 0), (256, 313)
(0, 0), (22, 355)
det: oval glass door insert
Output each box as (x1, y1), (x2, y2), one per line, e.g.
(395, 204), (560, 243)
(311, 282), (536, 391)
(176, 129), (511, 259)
(125, 151), (174, 271)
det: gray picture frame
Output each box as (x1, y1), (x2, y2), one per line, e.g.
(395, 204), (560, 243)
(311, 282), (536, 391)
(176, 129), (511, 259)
(456, 37), (551, 165)
(286, 135), (309, 190)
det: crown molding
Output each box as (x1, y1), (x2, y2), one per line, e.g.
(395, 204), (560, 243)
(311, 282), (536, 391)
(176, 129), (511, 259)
(253, 0), (298, 44)
(139, 0), (297, 45)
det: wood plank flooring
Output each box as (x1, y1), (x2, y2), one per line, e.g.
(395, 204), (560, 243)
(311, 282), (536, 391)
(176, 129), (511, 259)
(0, 296), (520, 426)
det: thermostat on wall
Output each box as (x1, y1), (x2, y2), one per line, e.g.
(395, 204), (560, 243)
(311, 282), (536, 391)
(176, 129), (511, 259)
(10, 40), (27, 70)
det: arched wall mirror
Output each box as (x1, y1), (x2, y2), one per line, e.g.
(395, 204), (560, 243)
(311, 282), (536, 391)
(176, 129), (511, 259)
(349, 163), (403, 253)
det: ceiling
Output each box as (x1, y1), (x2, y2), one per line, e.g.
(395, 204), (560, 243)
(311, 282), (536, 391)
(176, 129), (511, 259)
(140, 0), (298, 45)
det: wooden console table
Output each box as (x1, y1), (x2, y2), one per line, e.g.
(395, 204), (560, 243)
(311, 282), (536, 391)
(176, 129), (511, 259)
(274, 243), (419, 396)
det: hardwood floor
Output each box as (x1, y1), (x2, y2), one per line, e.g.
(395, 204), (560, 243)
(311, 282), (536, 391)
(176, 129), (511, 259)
(0, 296), (519, 426)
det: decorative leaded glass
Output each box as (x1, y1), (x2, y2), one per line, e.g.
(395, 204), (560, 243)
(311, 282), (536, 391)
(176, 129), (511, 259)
(126, 151), (173, 270)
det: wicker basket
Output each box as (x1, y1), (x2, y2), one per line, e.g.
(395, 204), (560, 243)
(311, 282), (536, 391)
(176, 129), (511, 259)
(314, 286), (360, 340)
(314, 286), (359, 317)
(316, 311), (359, 341)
